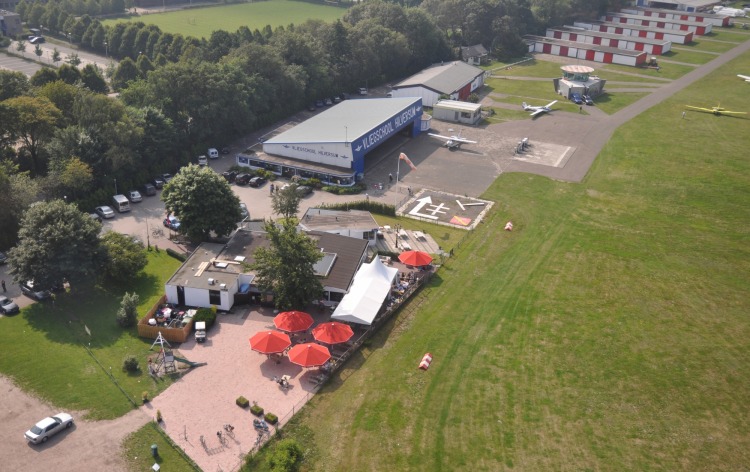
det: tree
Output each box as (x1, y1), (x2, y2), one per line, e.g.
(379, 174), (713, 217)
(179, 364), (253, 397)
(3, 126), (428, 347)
(265, 438), (304, 472)
(15, 40), (26, 56)
(0, 165), (40, 249)
(116, 291), (140, 327)
(51, 47), (61, 66)
(161, 164), (242, 241)
(34, 44), (43, 60)
(251, 220), (323, 311)
(81, 64), (108, 93)
(30, 67), (59, 87)
(272, 183), (302, 221)
(6, 200), (103, 289)
(2, 95), (62, 174)
(59, 156), (94, 199)
(0, 70), (30, 101)
(100, 232), (148, 282)
(66, 53), (82, 67)
(111, 57), (140, 90)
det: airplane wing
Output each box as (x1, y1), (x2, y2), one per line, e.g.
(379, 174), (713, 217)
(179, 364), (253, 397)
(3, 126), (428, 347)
(452, 137), (477, 144)
(544, 100), (558, 108)
(530, 109), (546, 117)
(428, 133), (452, 140)
(718, 110), (747, 115)
(737, 74), (750, 82)
(685, 106), (711, 112)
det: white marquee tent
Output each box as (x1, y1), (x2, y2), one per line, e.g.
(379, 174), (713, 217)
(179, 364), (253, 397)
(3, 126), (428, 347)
(331, 257), (399, 325)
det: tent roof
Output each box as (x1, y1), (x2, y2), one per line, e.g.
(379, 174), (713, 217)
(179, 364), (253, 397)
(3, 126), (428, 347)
(331, 257), (398, 325)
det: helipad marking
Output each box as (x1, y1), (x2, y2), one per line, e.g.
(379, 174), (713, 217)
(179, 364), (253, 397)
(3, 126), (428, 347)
(409, 196), (439, 220)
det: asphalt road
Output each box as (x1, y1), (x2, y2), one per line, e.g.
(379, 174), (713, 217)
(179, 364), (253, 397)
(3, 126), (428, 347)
(0, 52), (43, 76)
(3, 40), (114, 76)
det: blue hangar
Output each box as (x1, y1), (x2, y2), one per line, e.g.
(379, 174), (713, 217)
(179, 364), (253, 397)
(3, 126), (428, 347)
(236, 98), (423, 186)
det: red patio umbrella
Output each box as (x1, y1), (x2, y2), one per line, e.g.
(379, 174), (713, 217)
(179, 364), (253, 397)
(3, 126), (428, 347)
(287, 343), (331, 367)
(249, 330), (291, 354)
(398, 250), (433, 266)
(312, 322), (354, 345)
(274, 311), (314, 333)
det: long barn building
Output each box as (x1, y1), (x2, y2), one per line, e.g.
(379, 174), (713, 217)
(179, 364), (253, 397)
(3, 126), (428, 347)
(602, 12), (713, 35)
(573, 20), (694, 44)
(621, 6), (731, 27)
(547, 26), (672, 55)
(524, 35), (648, 66)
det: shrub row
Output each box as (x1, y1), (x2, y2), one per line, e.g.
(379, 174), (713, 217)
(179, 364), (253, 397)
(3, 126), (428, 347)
(318, 199), (396, 216)
(165, 247), (187, 261)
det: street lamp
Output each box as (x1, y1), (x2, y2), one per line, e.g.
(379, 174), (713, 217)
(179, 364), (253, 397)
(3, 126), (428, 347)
(103, 40), (108, 57)
(66, 32), (71, 45)
(114, 178), (118, 195)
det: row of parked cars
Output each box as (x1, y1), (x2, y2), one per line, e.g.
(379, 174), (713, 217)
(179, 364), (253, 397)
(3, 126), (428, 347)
(570, 92), (594, 106)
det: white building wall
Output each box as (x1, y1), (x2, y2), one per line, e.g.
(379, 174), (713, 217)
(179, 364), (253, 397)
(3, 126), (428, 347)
(392, 86), (440, 107)
(262, 142), (353, 168)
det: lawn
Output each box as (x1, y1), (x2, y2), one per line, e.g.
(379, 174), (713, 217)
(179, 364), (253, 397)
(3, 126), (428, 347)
(102, 0), (347, 38)
(662, 48), (719, 65)
(123, 423), (196, 471)
(0, 250), (182, 420)
(244, 47), (750, 470)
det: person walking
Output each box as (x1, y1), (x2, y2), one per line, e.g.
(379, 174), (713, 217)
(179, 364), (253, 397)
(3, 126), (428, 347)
(388, 173), (393, 183)
(682, 111), (686, 119)
(1, 280), (5, 292)
(269, 183), (274, 194)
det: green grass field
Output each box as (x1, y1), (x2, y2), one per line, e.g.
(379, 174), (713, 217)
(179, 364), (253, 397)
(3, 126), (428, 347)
(245, 45), (750, 471)
(102, 0), (347, 38)
(123, 423), (195, 471)
(0, 250), (181, 420)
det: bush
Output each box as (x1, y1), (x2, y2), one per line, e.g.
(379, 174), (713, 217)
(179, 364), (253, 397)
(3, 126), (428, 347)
(165, 247), (186, 261)
(250, 404), (264, 416)
(116, 292), (140, 328)
(264, 412), (278, 425)
(123, 355), (139, 372)
(236, 396), (250, 408)
(193, 307), (217, 329)
(300, 177), (322, 189)
(156, 409), (163, 422)
(142, 391), (149, 403)
(322, 182), (367, 195)
(265, 438), (303, 472)
(318, 199), (396, 216)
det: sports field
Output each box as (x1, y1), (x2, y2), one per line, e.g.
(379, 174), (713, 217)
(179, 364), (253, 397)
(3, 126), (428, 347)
(102, 0), (347, 38)
(246, 44), (750, 470)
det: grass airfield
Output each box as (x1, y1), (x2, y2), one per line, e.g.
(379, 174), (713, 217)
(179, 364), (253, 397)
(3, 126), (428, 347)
(245, 34), (750, 471)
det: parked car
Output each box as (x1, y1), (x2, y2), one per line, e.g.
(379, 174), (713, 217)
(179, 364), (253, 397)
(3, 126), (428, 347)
(315, 99), (324, 108)
(208, 148), (219, 159)
(142, 183), (157, 196)
(95, 205), (115, 219)
(20, 281), (52, 301)
(248, 176), (266, 188)
(29, 36), (45, 44)
(333, 96), (342, 103)
(222, 170), (238, 183)
(295, 185), (313, 197)
(25, 413), (73, 444)
(152, 176), (165, 189)
(221, 147), (230, 155)
(570, 92), (584, 105)
(307, 103), (317, 111)
(0, 251), (7, 264)
(163, 215), (181, 230)
(324, 98), (333, 106)
(0, 296), (20, 315)
(198, 155), (208, 166)
(88, 213), (102, 223)
(358, 87), (368, 95)
(162, 173), (173, 183)
(235, 173), (252, 185)
(583, 94), (594, 105)
(128, 190), (142, 202)
(239, 203), (249, 220)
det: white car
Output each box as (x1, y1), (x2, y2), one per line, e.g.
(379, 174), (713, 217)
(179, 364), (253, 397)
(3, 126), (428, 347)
(128, 190), (142, 202)
(25, 413), (74, 444)
(208, 148), (219, 159)
(95, 206), (115, 219)
(198, 155), (208, 166)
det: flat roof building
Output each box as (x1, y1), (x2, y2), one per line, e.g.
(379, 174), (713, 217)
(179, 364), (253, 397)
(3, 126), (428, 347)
(391, 61), (486, 107)
(574, 20), (695, 44)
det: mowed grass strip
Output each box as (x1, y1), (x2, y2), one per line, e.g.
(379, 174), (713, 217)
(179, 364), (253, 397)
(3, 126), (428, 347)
(123, 423), (195, 471)
(0, 250), (182, 420)
(102, 0), (346, 38)
(249, 49), (750, 470)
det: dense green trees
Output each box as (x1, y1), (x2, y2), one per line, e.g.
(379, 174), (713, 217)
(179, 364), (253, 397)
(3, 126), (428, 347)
(100, 232), (148, 282)
(161, 165), (242, 241)
(7, 199), (103, 289)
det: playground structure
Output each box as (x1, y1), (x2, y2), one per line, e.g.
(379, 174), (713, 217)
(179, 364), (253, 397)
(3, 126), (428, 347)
(149, 332), (207, 376)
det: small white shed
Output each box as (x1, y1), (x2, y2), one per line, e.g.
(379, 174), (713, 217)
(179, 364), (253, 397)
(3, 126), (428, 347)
(432, 100), (482, 125)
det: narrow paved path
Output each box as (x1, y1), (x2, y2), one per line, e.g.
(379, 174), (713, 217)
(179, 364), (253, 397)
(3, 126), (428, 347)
(504, 37), (750, 182)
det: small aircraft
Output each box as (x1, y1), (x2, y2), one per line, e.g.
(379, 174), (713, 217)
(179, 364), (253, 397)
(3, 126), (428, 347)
(685, 104), (747, 116)
(738, 74), (750, 83)
(427, 130), (478, 150)
(522, 100), (558, 117)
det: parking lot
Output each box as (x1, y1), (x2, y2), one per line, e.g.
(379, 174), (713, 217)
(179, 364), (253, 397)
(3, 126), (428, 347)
(0, 52), (43, 77)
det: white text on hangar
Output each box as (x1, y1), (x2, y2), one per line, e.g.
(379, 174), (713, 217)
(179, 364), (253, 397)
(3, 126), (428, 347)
(262, 98), (423, 177)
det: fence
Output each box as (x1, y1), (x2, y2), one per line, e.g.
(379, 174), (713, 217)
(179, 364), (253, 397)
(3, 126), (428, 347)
(136, 294), (195, 343)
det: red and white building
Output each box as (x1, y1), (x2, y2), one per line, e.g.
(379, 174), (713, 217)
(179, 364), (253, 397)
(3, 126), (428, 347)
(621, 6), (731, 27)
(547, 26), (672, 55)
(524, 35), (648, 67)
(602, 12), (713, 35)
(574, 20), (694, 45)
(390, 61), (485, 107)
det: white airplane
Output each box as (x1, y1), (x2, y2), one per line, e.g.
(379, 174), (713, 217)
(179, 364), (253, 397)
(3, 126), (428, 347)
(427, 130), (477, 150)
(522, 100), (558, 117)
(738, 74), (750, 83)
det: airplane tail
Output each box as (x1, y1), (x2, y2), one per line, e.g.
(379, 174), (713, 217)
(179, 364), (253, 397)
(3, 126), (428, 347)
(522, 102), (528, 109)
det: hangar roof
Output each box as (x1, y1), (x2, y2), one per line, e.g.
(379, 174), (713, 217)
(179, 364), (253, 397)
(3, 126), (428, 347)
(393, 61), (484, 94)
(524, 35), (648, 57)
(580, 20), (693, 36)
(644, 0), (716, 8)
(263, 98), (420, 145)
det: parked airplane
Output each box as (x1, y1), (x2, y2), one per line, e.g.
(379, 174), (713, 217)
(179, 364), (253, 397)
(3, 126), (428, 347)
(738, 74), (750, 83)
(685, 104), (747, 116)
(427, 130), (478, 150)
(522, 100), (558, 117)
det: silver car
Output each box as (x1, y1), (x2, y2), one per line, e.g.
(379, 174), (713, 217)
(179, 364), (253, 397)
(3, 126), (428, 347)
(128, 190), (142, 202)
(95, 206), (115, 219)
(25, 413), (74, 444)
(0, 296), (19, 315)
